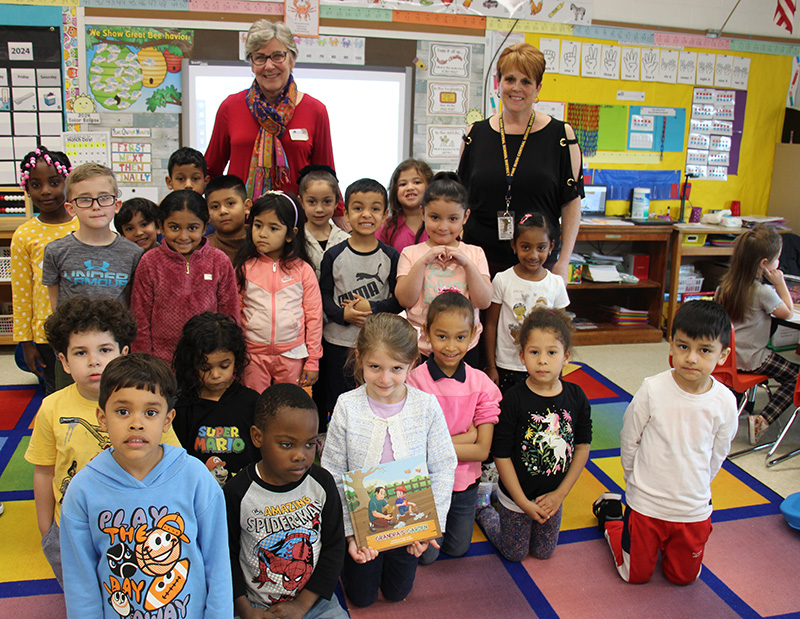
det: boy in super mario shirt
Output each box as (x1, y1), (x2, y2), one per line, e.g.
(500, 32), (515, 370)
(59, 354), (233, 618)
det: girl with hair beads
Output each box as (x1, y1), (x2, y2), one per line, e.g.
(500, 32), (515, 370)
(173, 312), (258, 481)
(395, 172), (493, 364)
(477, 307), (591, 562)
(407, 292), (501, 564)
(378, 158), (433, 252)
(321, 313), (456, 608)
(236, 191), (323, 392)
(715, 224), (798, 445)
(131, 189), (239, 366)
(298, 164), (350, 278)
(12, 147), (75, 393)
(485, 212), (570, 393)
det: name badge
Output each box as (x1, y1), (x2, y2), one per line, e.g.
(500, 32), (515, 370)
(289, 128), (309, 141)
(204, 273), (213, 280)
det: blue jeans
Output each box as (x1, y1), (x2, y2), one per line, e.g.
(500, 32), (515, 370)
(251, 595), (349, 618)
(419, 481), (479, 565)
(341, 546), (418, 607)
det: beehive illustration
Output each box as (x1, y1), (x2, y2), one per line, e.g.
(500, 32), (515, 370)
(137, 47), (167, 87)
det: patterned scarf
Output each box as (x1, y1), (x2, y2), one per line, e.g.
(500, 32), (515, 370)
(245, 75), (296, 200)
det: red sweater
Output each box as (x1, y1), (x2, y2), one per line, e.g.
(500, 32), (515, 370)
(204, 90), (335, 197)
(131, 240), (240, 366)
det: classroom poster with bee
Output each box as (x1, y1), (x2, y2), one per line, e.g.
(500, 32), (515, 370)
(84, 26), (194, 114)
(343, 455), (441, 552)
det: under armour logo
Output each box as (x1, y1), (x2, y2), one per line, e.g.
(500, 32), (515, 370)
(83, 260), (110, 272)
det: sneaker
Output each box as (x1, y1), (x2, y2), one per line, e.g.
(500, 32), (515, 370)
(0, 502), (3, 516)
(592, 493), (623, 532)
(748, 415), (769, 446)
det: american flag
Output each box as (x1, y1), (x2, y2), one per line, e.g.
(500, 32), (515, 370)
(775, 0), (796, 34)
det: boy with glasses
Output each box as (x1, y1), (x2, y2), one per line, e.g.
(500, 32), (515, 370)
(43, 163), (143, 310)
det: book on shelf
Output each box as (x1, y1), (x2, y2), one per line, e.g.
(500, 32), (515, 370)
(343, 455), (441, 552)
(597, 305), (649, 325)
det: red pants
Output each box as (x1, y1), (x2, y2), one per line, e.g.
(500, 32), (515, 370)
(243, 353), (305, 394)
(604, 508), (712, 585)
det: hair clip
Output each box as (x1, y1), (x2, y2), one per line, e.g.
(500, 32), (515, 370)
(437, 286), (464, 295)
(519, 213), (534, 225)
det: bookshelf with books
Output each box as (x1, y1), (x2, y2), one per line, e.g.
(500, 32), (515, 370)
(568, 223), (671, 346)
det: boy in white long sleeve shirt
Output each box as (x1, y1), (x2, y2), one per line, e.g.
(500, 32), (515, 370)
(593, 301), (738, 585)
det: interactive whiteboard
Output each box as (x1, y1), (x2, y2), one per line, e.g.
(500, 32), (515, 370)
(182, 60), (411, 191)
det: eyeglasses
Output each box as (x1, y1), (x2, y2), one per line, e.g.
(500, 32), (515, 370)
(71, 195), (117, 209)
(250, 51), (289, 66)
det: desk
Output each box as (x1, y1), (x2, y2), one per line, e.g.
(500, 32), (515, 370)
(570, 223), (671, 346)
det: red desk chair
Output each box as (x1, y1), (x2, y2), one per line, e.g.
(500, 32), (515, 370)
(712, 327), (772, 460)
(766, 368), (800, 467)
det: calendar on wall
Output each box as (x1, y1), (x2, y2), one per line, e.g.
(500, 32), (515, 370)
(62, 131), (111, 168)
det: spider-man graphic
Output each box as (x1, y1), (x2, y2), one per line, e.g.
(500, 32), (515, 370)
(252, 513), (321, 604)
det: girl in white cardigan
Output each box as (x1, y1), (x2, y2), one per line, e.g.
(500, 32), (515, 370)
(321, 313), (456, 608)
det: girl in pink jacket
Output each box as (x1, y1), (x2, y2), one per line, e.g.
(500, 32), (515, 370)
(235, 191), (323, 392)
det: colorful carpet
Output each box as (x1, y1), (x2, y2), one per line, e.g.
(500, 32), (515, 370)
(1, 367), (798, 618)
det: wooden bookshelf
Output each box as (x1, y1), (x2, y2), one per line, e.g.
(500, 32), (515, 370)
(570, 223), (671, 346)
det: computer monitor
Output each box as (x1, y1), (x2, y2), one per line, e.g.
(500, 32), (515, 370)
(581, 185), (608, 216)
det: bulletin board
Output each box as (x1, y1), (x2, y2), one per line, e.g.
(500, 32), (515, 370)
(521, 30), (792, 217)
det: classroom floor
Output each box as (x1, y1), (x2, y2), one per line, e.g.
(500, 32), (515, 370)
(1, 340), (798, 501)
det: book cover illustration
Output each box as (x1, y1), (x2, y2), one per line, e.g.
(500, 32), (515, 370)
(343, 455), (441, 552)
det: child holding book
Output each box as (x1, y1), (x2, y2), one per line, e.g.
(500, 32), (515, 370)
(321, 313), (456, 607)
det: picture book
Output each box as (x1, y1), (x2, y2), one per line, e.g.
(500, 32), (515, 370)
(342, 455), (441, 552)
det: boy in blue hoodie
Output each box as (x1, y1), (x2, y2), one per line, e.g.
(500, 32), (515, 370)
(60, 353), (233, 618)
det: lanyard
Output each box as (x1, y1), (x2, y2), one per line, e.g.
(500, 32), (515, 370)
(500, 111), (535, 215)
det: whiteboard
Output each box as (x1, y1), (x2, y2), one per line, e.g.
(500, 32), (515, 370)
(182, 60), (411, 192)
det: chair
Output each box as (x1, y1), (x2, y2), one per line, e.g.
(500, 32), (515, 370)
(766, 367), (800, 467)
(715, 327), (773, 460)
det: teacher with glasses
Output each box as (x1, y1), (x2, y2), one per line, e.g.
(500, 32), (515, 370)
(205, 20), (336, 200)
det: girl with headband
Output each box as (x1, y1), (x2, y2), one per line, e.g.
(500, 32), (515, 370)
(235, 191), (323, 391)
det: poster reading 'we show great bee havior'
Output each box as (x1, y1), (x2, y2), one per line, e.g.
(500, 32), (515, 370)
(85, 26), (194, 114)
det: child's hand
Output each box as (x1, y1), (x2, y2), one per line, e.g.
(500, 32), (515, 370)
(300, 369), (318, 387)
(348, 537), (379, 563)
(485, 366), (500, 385)
(443, 246), (469, 267)
(21, 341), (45, 379)
(268, 600), (305, 619)
(452, 423), (478, 445)
(424, 245), (450, 268)
(407, 538), (439, 557)
(342, 298), (371, 327)
(238, 602), (275, 619)
(764, 266), (786, 286)
(535, 491), (564, 520)
(351, 294), (372, 313)
(522, 498), (551, 524)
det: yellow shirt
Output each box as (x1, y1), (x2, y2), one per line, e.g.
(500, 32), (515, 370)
(11, 217), (79, 343)
(24, 383), (182, 524)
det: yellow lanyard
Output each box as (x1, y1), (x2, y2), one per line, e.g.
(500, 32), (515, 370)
(500, 111), (535, 213)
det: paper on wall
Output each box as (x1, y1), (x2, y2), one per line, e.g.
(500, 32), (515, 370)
(640, 48), (659, 82)
(657, 49), (678, 84)
(677, 52), (697, 85)
(620, 47), (640, 81)
(539, 38), (560, 74)
(581, 43), (601, 78)
(601, 45), (620, 80)
(697, 54), (715, 86)
(560, 40), (580, 76)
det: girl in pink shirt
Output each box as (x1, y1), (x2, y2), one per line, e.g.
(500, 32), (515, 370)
(378, 158), (432, 252)
(235, 191), (323, 392)
(407, 291), (501, 564)
(395, 172), (493, 363)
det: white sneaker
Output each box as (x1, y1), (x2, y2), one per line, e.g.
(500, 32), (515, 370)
(0, 502), (4, 516)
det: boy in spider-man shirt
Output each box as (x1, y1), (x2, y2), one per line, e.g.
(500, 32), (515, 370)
(223, 384), (347, 619)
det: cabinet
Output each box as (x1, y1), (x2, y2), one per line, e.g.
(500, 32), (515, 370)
(569, 224), (670, 346)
